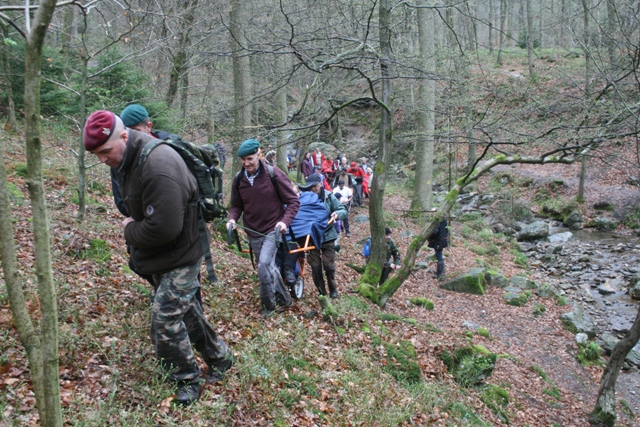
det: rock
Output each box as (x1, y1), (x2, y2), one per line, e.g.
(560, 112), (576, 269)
(548, 232), (573, 243)
(516, 221), (550, 241)
(575, 333), (589, 344)
(560, 305), (597, 338)
(585, 217), (617, 231)
(509, 275), (537, 290)
(353, 214), (370, 223)
(485, 270), (509, 288)
(440, 268), (486, 295)
(535, 283), (556, 298)
(630, 283), (640, 300)
(503, 287), (530, 306)
(564, 211), (583, 230)
(598, 332), (640, 367)
(462, 321), (480, 331)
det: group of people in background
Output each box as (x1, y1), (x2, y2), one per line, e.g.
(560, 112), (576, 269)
(83, 105), (447, 408)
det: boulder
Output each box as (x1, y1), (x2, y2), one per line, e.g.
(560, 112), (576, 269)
(585, 216), (617, 231)
(516, 221), (550, 241)
(509, 275), (537, 290)
(548, 232), (573, 243)
(560, 305), (597, 338)
(485, 270), (509, 288)
(503, 287), (530, 306)
(440, 268), (486, 295)
(563, 211), (583, 230)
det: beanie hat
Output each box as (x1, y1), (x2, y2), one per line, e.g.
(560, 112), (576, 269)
(83, 110), (116, 151)
(305, 174), (322, 186)
(120, 104), (149, 127)
(350, 161), (357, 168)
(385, 227), (392, 235)
(238, 139), (261, 157)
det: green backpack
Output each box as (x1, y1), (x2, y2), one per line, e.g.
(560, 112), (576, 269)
(139, 137), (226, 283)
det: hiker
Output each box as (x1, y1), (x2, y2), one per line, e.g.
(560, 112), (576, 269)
(227, 139), (300, 317)
(311, 147), (325, 169)
(301, 152), (314, 179)
(380, 227), (401, 284)
(332, 179), (352, 237)
(215, 138), (227, 168)
(84, 110), (233, 406)
(113, 104), (205, 303)
(298, 174), (347, 298)
(428, 218), (449, 279)
(346, 161), (366, 206)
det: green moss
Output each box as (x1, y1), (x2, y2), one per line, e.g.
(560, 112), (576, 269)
(493, 154), (507, 162)
(13, 163), (28, 178)
(409, 297), (434, 310)
(589, 407), (616, 427)
(543, 386), (560, 400)
(480, 384), (510, 424)
(380, 313), (402, 322)
(473, 344), (490, 354)
(506, 291), (530, 307)
(439, 346), (497, 387)
(577, 341), (602, 366)
(402, 318), (418, 326)
(533, 303), (546, 316)
(358, 283), (380, 305)
(554, 294), (567, 306)
(477, 328), (490, 338)
(373, 336), (422, 385)
(463, 273), (486, 295)
(444, 188), (459, 204)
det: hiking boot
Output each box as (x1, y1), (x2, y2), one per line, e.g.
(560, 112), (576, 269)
(346, 233), (351, 237)
(206, 357), (234, 384)
(176, 382), (200, 406)
(262, 307), (276, 317)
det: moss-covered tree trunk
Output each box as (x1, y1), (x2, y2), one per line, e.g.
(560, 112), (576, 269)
(359, 0), (393, 290)
(591, 305), (640, 426)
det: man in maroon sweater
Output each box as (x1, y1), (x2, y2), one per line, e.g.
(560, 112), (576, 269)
(227, 139), (300, 317)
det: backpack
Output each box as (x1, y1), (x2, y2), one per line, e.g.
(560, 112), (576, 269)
(139, 137), (226, 283)
(363, 237), (371, 258)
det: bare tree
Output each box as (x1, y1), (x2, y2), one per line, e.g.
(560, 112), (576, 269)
(0, 1), (68, 425)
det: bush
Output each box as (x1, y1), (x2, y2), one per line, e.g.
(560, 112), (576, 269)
(577, 341), (602, 366)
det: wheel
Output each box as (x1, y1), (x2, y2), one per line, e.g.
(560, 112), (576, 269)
(290, 275), (304, 299)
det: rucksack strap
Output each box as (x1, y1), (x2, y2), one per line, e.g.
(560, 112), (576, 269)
(197, 217), (217, 283)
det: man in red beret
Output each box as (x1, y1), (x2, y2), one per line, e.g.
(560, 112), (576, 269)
(84, 110), (233, 406)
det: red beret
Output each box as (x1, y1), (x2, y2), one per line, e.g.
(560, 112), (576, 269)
(83, 110), (116, 151)
(350, 161), (357, 167)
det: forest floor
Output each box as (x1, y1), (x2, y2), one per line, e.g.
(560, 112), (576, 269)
(2, 140), (640, 425)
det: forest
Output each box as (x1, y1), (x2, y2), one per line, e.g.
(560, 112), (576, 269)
(1, 0), (640, 425)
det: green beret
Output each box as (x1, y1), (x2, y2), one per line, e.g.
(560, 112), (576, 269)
(120, 104), (149, 127)
(238, 139), (261, 157)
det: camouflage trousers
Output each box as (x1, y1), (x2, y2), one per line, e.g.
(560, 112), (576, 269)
(248, 231), (292, 310)
(151, 258), (230, 383)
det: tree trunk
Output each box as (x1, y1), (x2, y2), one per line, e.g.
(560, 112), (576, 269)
(411, 1), (435, 217)
(578, 155), (586, 203)
(591, 305), (640, 426)
(526, 0), (536, 79)
(606, 0), (617, 73)
(0, 21), (18, 131)
(496, 0), (506, 65)
(275, 57), (288, 173)
(488, 0), (494, 53)
(166, 0), (197, 109)
(230, 0), (253, 172)
(13, 1), (63, 425)
(581, 0), (592, 97)
(360, 0), (393, 289)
